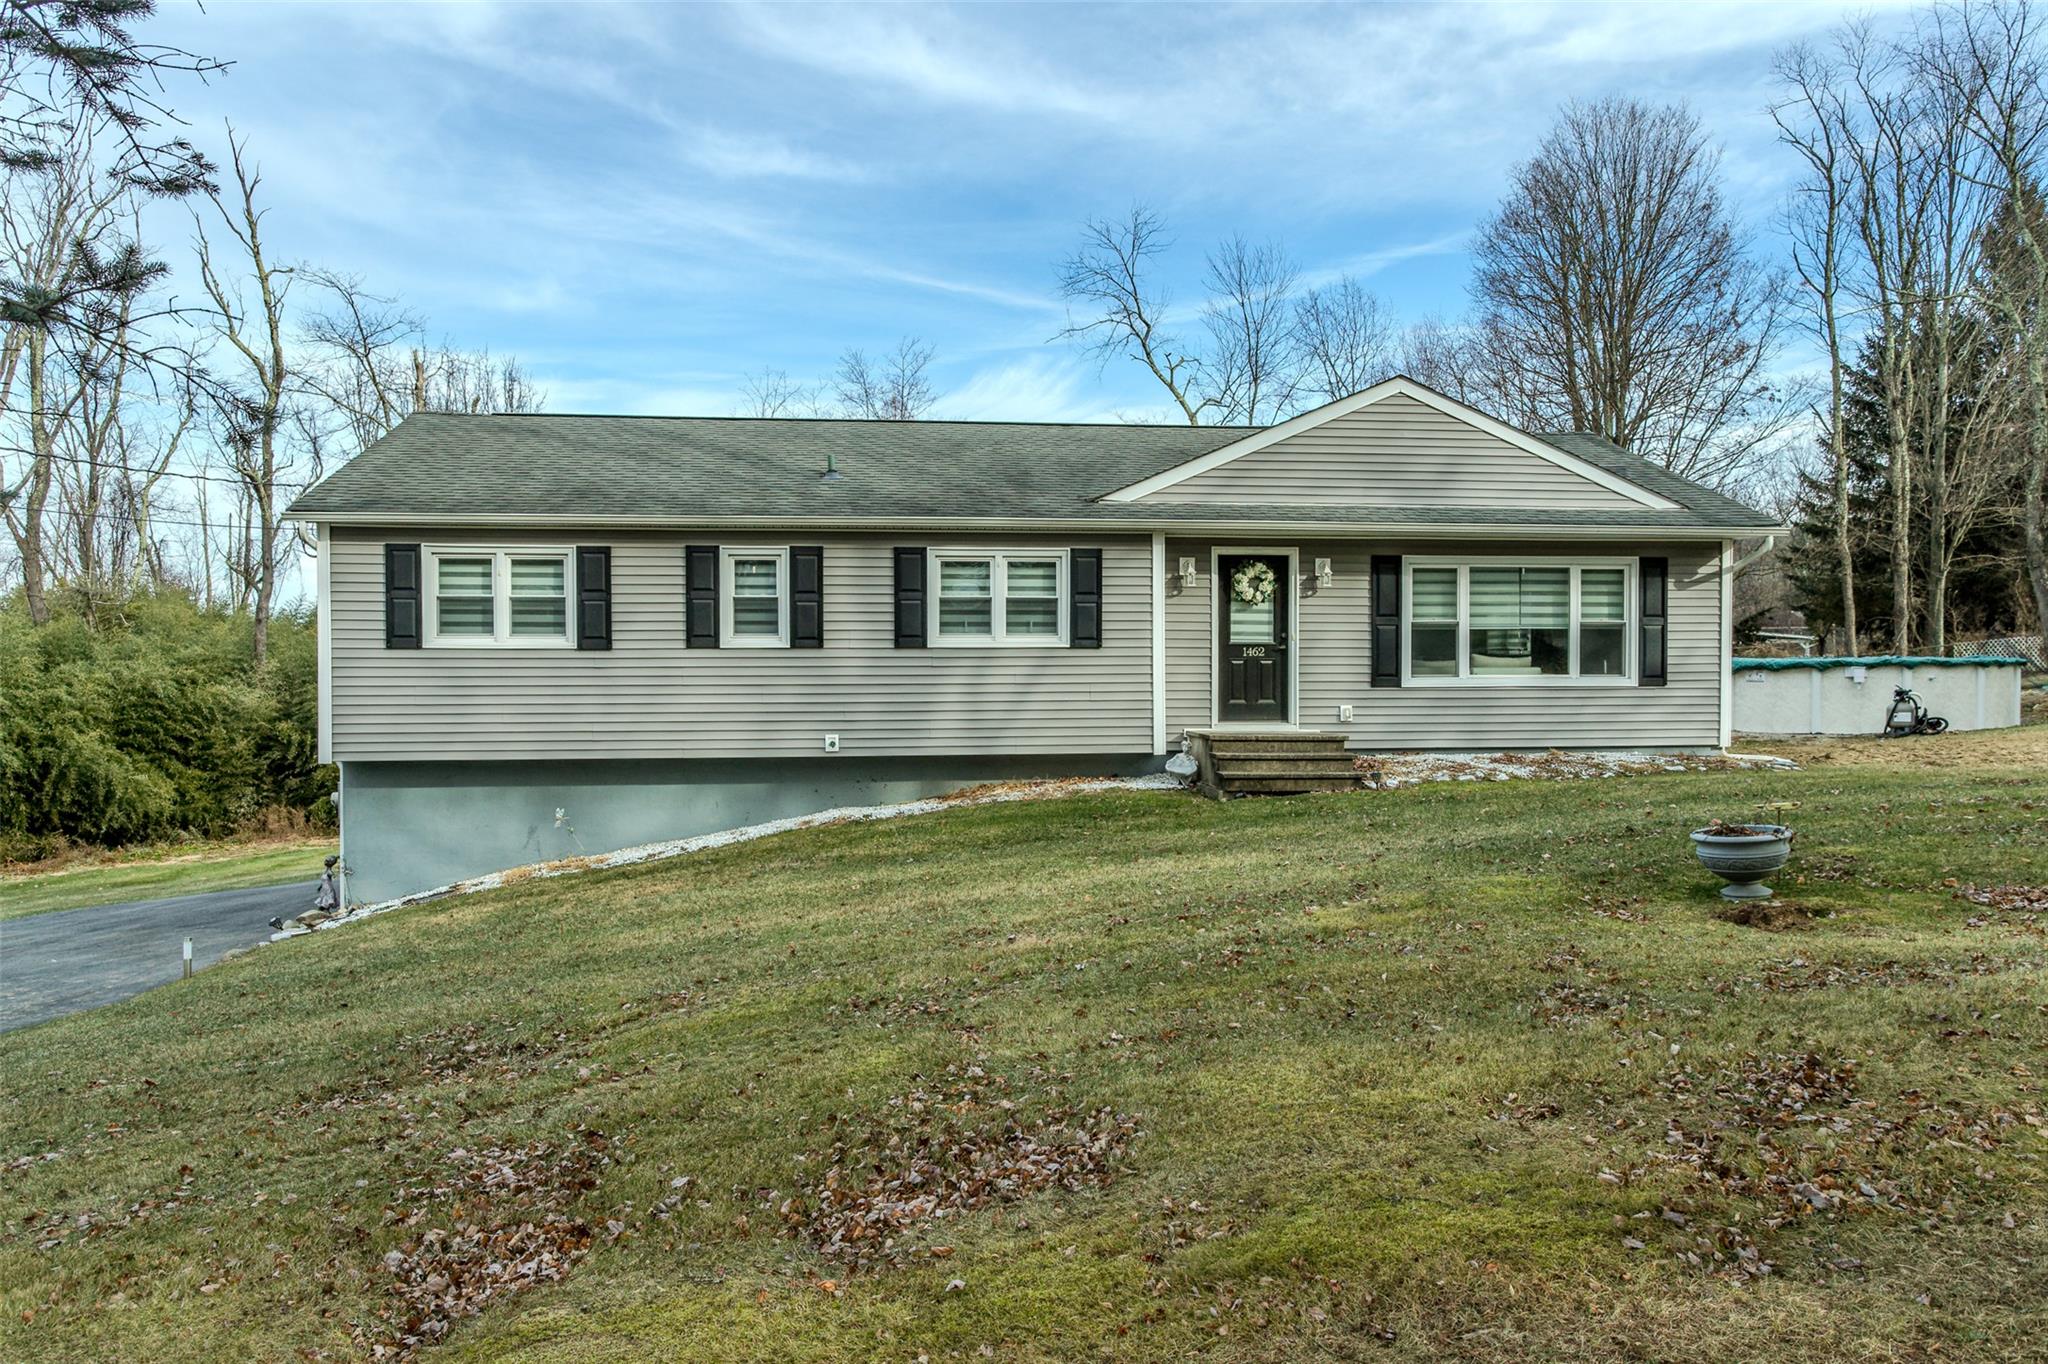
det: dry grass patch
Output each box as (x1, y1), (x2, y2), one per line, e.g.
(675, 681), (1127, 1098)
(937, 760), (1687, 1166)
(1756, 715), (2048, 770)
(782, 1065), (1140, 1274)
(367, 1131), (617, 1359)
(2, 749), (2044, 1362)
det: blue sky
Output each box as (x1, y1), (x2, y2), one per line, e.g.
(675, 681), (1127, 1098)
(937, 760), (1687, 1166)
(144, 0), (1912, 424)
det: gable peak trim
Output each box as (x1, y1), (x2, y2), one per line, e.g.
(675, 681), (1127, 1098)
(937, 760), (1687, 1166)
(1096, 376), (1679, 511)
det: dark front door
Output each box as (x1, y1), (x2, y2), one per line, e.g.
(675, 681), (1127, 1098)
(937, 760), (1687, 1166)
(1218, 553), (1289, 723)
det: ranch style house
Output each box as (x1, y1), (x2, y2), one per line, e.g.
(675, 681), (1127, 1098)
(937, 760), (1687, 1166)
(288, 377), (1785, 904)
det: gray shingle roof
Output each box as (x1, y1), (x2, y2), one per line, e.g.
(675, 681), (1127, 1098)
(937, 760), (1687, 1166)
(1534, 432), (1773, 528)
(289, 410), (1780, 532)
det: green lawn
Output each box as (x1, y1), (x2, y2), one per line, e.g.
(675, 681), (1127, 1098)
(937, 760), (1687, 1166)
(2, 747), (2043, 1363)
(0, 838), (334, 920)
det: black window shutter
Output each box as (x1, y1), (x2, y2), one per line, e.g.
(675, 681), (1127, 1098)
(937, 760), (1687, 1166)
(1370, 554), (1401, 687)
(1070, 548), (1102, 648)
(893, 548), (926, 648)
(1639, 556), (1668, 687)
(686, 545), (719, 648)
(791, 546), (824, 648)
(575, 546), (611, 651)
(385, 543), (422, 649)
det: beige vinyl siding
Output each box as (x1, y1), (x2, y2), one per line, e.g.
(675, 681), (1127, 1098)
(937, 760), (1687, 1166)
(1138, 393), (1642, 509)
(329, 529), (1155, 761)
(1163, 538), (1214, 736)
(1164, 539), (1724, 749)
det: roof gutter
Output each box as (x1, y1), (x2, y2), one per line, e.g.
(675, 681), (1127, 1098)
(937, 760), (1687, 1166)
(290, 510), (1790, 542)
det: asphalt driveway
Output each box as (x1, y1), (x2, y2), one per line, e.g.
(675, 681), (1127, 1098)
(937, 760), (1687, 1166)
(0, 880), (319, 1033)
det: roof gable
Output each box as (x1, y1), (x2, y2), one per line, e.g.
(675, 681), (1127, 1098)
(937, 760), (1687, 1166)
(1101, 378), (1677, 511)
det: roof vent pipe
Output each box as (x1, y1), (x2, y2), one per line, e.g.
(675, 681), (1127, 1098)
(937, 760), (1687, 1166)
(821, 450), (841, 482)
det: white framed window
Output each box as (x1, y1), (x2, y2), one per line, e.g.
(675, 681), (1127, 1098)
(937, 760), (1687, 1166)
(721, 547), (789, 647)
(1402, 557), (1634, 685)
(930, 549), (1068, 646)
(425, 547), (573, 647)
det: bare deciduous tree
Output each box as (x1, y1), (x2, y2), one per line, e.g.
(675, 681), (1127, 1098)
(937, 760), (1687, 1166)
(194, 129), (296, 664)
(298, 269), (420, 456)
(409, 345), (543, 417)
(1200, 236), (1299, 423)
(1470, 97), (1798, 489)
(1832, 21), (1988, 650)
(835, 336), (936, 420)
(1055, 205), (1215, 424)
(1058, 207), (1329, 425)
(299, 270), (544, 472)
(1292, 275), (1397, 406)
(0, 114), (137, 622)
(1773, 40), (1863, 653)
(1393, 315), (1487, 406)
(1931, 0), (2048, 635)
(1909, 52), (2001, 652)
(737, 367), (820, 418)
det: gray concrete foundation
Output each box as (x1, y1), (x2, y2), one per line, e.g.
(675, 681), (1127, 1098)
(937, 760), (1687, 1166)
(337, 754), (1160, 906)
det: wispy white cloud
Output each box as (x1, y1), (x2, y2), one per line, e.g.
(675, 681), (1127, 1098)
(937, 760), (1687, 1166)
(1299, 232), (1473, 290)
(133, 0), (1917, 422)
(681, 128), (872, 183)
(929, 353), (1112, 422)
(719, 5), (1131, 121)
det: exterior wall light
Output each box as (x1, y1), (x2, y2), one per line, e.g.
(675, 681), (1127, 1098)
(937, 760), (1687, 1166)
(1177, 556), (1198, 588)
(1314, 557), (1334, 588)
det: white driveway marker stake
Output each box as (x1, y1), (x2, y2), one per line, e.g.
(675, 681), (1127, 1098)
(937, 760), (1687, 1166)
(182, 938), (193, 979)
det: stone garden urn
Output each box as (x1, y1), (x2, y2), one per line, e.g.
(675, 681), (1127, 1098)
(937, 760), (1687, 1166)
(1690, 823), (1793, 900)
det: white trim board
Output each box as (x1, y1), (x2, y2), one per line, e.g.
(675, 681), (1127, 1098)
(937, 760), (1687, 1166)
(1150, 533), (1167, 755)
(1097, 376), (1680, 511)
(316, 522), (333, 764)
(1719, 539), (1734, 751)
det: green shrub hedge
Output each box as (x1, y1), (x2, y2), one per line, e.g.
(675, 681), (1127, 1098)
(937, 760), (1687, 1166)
(0, 592), (334, 858)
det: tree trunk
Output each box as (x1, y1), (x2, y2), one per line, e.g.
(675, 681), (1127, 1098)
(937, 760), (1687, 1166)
(1924, 325), (1952, 654)
(18, 466), (52, 625)
(1884, 341), (1914, 654)
(252, 474), (275, 664)
(1823, 283), (1858, 654)
(1890, 439), (1912, 653)
(19, 331), (54, 625)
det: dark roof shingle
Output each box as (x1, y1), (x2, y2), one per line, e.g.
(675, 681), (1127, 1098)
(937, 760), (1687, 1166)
(289, 410), (1779, 532)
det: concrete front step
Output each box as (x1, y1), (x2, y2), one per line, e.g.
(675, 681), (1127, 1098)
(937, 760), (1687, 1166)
(1194, 731), (1349, 752)
(1186, 729), (1362, 799)
(1215, 758), (1363, 779)
(1216, 775), (1363, 794)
